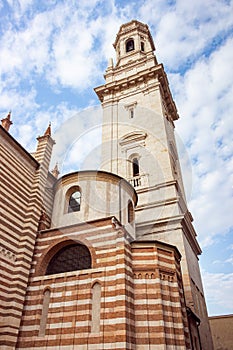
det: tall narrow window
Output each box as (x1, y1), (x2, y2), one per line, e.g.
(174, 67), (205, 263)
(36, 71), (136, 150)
(91, 282), (101, 333)
(126, 39), (134, 52)
(141, 42), (145, 51)
(128, 201), (134, 224)
(132, 158), (139, 176)
(39, 289), (51, 336)
(68, 190), (81, 212)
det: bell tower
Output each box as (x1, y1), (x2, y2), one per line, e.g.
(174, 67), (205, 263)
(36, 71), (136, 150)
(113, 19), (156, 67)
(95, 20), (186, 220)
(95, 20), (213, 349)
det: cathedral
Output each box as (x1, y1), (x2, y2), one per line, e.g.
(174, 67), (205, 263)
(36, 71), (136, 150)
(0, 20), (213, 349)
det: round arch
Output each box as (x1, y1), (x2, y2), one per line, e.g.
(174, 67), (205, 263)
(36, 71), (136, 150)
(35, 237), (96, 276)
(46, 243), (91, 275)
(64, 185), (82, 213)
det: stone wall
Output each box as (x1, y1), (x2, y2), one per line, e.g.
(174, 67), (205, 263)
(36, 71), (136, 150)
(209, 314), (233, 350)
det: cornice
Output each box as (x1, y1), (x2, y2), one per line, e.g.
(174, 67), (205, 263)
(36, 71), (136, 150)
(119, 130), (147, 146)
(94, 64), (179, 121)
(136, 213), (202, 256)
(131, 239), (182, 259)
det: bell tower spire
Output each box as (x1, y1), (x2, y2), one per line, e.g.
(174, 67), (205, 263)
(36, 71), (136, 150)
(113, 20), (157, 67)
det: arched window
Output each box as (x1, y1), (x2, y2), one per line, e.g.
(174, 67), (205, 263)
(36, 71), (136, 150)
(46, 244), (91, 275)
(128, 201), (134, 224)
(132, 158), (139, 176)
(68, 189), (81, 213)
(126, 39), (134, 52)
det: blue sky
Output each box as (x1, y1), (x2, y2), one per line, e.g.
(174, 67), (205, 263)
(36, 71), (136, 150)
(0, 0), (233, 316)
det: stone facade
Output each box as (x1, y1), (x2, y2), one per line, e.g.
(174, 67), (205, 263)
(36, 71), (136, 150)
(0, 20), (213, 349)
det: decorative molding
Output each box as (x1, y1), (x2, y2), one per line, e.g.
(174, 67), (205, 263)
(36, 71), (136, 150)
(160, 272), (174, 282)
(124, 101), (137, 110)
(0, 245), (16, 261)
(119, 131), (147, 147)
(134, 272), (156, 279)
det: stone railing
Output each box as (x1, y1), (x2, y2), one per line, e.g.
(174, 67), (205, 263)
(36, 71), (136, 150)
(128, 174), (148, 188)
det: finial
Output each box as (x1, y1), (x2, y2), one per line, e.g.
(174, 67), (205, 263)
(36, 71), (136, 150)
(36, 121), (55, 145)
(44, 122), (51, 136)
(108, 58), (113, 68)
(106, 58), (113, 72)
(51, 162), (60, 178)
(1, 111), (13, 132)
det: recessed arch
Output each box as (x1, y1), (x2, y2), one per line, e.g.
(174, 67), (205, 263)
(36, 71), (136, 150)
(127, 200), (134, 224)
(35, 236), (97, 276)
(46, 243), (91, 275)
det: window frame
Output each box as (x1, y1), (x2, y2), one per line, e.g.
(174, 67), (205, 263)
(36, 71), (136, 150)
(65, 186), (82, 213)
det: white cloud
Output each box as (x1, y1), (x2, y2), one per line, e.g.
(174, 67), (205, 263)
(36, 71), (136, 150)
(212, 244), (233, 266)
(225, 256), (233, 265)
(201, 269), (233, 315)
(0, 5), (73, 85)
(61, 126), (102, 172)
(50, 106), (102, 173)
(152, 0), (233, 68)
(49, 18), (97, 89)
(173, 36), (233, 247)
(0, 1), (129, 92)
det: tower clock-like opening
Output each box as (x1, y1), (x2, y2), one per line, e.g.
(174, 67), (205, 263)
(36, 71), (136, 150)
(126, 39), (135, 52)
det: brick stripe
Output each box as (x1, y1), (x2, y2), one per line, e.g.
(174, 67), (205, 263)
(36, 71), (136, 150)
(16, 223), (190, 349)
